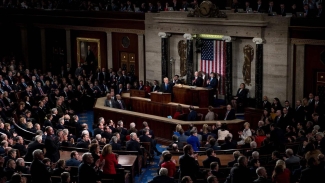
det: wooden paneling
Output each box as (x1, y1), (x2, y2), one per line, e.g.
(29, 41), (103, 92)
(45, 29), (66, 72)
(304, 45), (325, 97)
(112, 33), (138, 77)
(244, 107), (263, 130)
(173, 86), (214, 107)
(123, 96), (227, 119)
(94, 98), (245, 144)
(71, 30), (107, 69)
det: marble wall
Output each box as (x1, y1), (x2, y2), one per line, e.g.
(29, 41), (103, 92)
(145, 12), (291, 101)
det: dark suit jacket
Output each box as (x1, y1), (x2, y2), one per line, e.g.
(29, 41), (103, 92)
(221, 141), (237, 150)
(274, 116), (286, 130)
(278, 8), (287, 16)
(203, 156), (221, 168)
(179, 153), (200, 181)
(24, 141), (44, 162)
(78, 162), (101, 183)
(255, 4), (266, 13)
(235, 88), (248, 103)
(45, 135), (60, 162)
(126, 139), (142, 155)
(262, 101), (271, 110)
(207, 77), (218, 90)
(12, 143), (27, 156)
(225, 109), (236, 120)
(192, 76), (203, 87)
(253, 177), (271, 183)
(151, 85), (160, 92)
(299, 165), (325, 183)
(187, 110), (197, 121)
(76, 141), (90, 149)
(30, 159), (51, 183)
(160, 83), (172, 93)
(230, 165), (253, 183)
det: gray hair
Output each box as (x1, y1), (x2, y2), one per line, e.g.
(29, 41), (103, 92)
(314, 125), (321, 130)
(111, 136), (118, 143)
(316, 132), (324, 137)
(59, 118), (64, 124)
(250, 141), (257, 148)
(32, 149), (43, 158)
(96, 134), (101, 140)
(286, 148), (294, 156)
(159, 168), (168, 176)
(82, 152), (92, 162)
(81, 130), (89, 135)
(36, 130), (43, 135)
(130, 132), (136, 139)
(51, 108), (57, 113)
(130, 122), (135, 128)
(35, 135), (42, 142)
(16, 158), (24, 165)
(252, 151), (259, 159)
(62, 129), (69, 135)
(256, 167), (265, 176)
(98, 117), (104, 123)
(233, 151), (240, 158)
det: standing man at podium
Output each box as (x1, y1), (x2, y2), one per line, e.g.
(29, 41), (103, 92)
(207, 72), (218, 90)
(192, 71), (203, 87)
(160, 77), (172, 93)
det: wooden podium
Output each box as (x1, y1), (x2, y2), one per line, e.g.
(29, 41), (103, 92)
(150, 92), (171, 104)
(130, 89), (146, 98)
(173, 85), (213, 107)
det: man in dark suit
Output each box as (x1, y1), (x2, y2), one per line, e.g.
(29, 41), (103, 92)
(269, 124), (286, 149)
(187, 106), (198, 121)
(115, 94), (126, 110)
(160, 77), (172, 93)
(19, 78), (28, 91)
(278, 3), (287, 16)
(267, 0), (277, 15)
(126, 132), (143, 155)
(192, 71), (203, 87)
(227, 150), (240, 167)
(172, 0), (180, 11)
(274, 109), (286, 130)
(316, 3), (324, 18)
(116, 84), (124, 95)
(282, 108), (292, 129)
(76, 134), (90, 148)
(12, 136), (27, 157)
(179, 145), (200, 181)
(30, 149), (52, 183)
(44, 126), (60, 162)
(253, 167), (271, 183)
(207, 72), (218, 90)
(24, 135), (44, 162)
(139, 128), (161, 155)
(254, 0), (266, 13)
(78, 153), (103, 183)
(151, 80), (160, 92)
(203, 148), (221, 168)
(229, 156), (253, 183)
(262, 96), (271, 110)
(294, 100), (305, 123)
(299, 157), (325, 183)
(224, 105), (236, 120)
(97, 68), (108, 84)
(221, 135), (237, 150)
(303, 4), (315, 18)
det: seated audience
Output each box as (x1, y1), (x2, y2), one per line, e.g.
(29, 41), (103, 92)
(203, 148), (221, 168)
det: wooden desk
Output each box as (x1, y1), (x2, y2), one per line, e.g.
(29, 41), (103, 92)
(119, 155), (137, 183)
(94, 97), (246, 145)
(130, 89), (145, 98)
(150, 92), (171, 103)
(173, 85), (213, 107)
(172, 154), (233, 167)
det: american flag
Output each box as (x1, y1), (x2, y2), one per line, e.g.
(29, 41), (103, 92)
(200, 39), (226, 95)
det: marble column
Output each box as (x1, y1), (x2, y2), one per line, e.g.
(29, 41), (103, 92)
(106, 31), (113, 69)
(40, 28), (47, 72)
(222, 36), (233, 104)
(158, 32), (170, 83)
(184, 33), (193, 85)
(65, 29), (72, 66)
(20, 27), (29, 68)
(295, 45), (305, 103)
(138, 34), (145, 81)
(253, 38), (264, 109)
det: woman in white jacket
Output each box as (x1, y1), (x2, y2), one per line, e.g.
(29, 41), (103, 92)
(237, 122), (252, 145)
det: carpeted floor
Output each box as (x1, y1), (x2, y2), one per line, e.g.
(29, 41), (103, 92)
(77, 110), (166, 183)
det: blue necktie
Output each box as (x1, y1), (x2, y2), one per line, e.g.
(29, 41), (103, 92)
(165, 84), (167, 90)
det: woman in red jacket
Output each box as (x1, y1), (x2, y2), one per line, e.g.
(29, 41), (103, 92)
(272, 160), (290, 183)
(100, 144), (118, 175)
(161, 153), (176, 178)
(255, 129), (266, 148)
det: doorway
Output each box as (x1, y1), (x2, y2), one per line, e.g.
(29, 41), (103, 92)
(120, 52), (136, 76)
